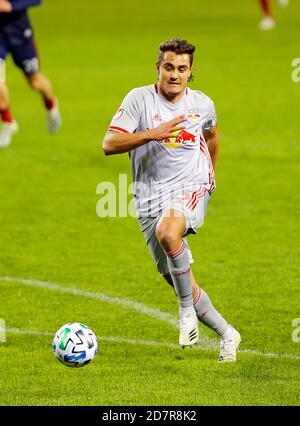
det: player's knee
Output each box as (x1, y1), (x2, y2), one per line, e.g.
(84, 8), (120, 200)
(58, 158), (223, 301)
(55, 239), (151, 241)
(155, 223), (180, 250)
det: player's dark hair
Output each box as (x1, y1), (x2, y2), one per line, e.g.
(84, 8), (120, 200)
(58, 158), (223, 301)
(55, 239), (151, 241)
(157, 38), (195, 65)
(157, 38), (195, 81)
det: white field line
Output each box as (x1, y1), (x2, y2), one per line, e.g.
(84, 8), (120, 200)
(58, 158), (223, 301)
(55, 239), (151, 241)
(4, 327), (300, 361)
(0, 276), (216, 349)
(0, 276), (178, 326)
(1, 277), (300, 360)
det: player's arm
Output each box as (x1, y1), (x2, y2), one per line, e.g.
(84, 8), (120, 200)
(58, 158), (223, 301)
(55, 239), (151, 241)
(203, 126), (220, 172)
(0, 0), (42, 13)
(102, 116), (185, 156)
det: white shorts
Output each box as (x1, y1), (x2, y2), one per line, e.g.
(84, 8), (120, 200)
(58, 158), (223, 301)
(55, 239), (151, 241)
(138, 186), (211, 276)
(166, 186), (211, 235)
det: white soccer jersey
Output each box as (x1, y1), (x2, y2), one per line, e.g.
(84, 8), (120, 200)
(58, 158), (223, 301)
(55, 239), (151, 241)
(108, 83), (217, 217)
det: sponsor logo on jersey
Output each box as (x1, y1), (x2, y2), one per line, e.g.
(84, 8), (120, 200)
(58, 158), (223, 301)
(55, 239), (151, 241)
(186, 111), (201, 122)
(152, 114), (162, 121)
(158, 129), (195, 148)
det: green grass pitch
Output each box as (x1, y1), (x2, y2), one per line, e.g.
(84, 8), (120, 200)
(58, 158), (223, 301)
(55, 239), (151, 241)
(0, 0), (300, 406)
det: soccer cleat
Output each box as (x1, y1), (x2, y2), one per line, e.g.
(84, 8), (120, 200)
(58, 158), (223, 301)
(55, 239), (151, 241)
(218, 326), (241, 363)
(47, 99), (61, 134)
(259, 16), (276, 31)
(0, 120), (19, 149)
(179, 310), (199, 348)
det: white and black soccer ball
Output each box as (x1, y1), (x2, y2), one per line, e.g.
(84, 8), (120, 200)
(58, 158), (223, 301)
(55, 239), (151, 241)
(53, 322), (98, 367)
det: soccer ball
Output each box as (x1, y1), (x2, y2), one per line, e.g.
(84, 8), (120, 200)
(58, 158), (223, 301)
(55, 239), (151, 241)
(52, 322), (98, 367)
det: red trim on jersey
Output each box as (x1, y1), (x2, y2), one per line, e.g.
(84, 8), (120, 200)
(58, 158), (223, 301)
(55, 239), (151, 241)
(199, 135), (216, 193)
(109, 126), (130, 134)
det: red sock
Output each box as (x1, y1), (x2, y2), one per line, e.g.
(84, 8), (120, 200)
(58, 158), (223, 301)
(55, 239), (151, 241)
(44, 97), (55, 110)
(260, 0), (272, 16)
(0, 108), (13, 123)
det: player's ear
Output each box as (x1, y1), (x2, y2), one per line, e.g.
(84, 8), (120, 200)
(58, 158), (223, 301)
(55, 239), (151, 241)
(156, 61), (160, 77)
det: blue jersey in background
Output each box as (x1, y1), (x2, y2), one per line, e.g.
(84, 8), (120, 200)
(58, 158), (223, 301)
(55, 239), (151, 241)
(0, 0), (42, 75)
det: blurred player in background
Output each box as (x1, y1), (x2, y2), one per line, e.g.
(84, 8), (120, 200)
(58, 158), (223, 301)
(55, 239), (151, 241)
(259, 0), (289, 30)
(103, 39), (241, 362)
(0, 0), (61, 149)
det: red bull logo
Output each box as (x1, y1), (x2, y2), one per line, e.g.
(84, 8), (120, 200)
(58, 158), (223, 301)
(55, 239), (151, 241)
(158, 130), (196, 148)
(187, 112), (201, 122)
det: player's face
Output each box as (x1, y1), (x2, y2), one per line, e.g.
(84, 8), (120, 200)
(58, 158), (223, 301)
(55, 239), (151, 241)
(157, 52), (192, 102)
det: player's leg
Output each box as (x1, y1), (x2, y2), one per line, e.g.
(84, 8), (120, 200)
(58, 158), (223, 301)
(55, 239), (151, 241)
(0, 82), (12, 122)
(260, 0), (272, 16)
(163, 270), (241, 362)
(138, 198), (241, 359)
(161, 188), (241, 361)
(163, 270), (241, 363)
(190, 269), (230, 337)
(25, 71), (61, 133)
(156, 209), (199, 347)
(0, 82), (19, 149)
(138, 213), (198, 347)
(163, 270), (228, 336)
(193, 271), (241, 362)
(0, 36), (18, 148)
(9, 22), (61, 133)
(258, 0), (276, 30)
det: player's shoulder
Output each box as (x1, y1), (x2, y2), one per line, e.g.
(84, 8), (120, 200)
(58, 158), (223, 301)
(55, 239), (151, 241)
(188, 88), (215, 107)
(125, 84), (156, 101)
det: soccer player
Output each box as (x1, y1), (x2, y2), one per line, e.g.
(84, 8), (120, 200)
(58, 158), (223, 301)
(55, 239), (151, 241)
(102, 39), (241, 362)
(258, 0), (289, 30)
(0, 0), (61, 148)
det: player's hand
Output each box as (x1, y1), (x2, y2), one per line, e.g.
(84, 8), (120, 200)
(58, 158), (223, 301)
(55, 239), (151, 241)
(148, 115), (186, 141)
(0, 0), (13, 12)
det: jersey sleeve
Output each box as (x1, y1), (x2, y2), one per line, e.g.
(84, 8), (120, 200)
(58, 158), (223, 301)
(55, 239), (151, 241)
(108, 89), (142, 134)
(202, 100), (217, 132)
